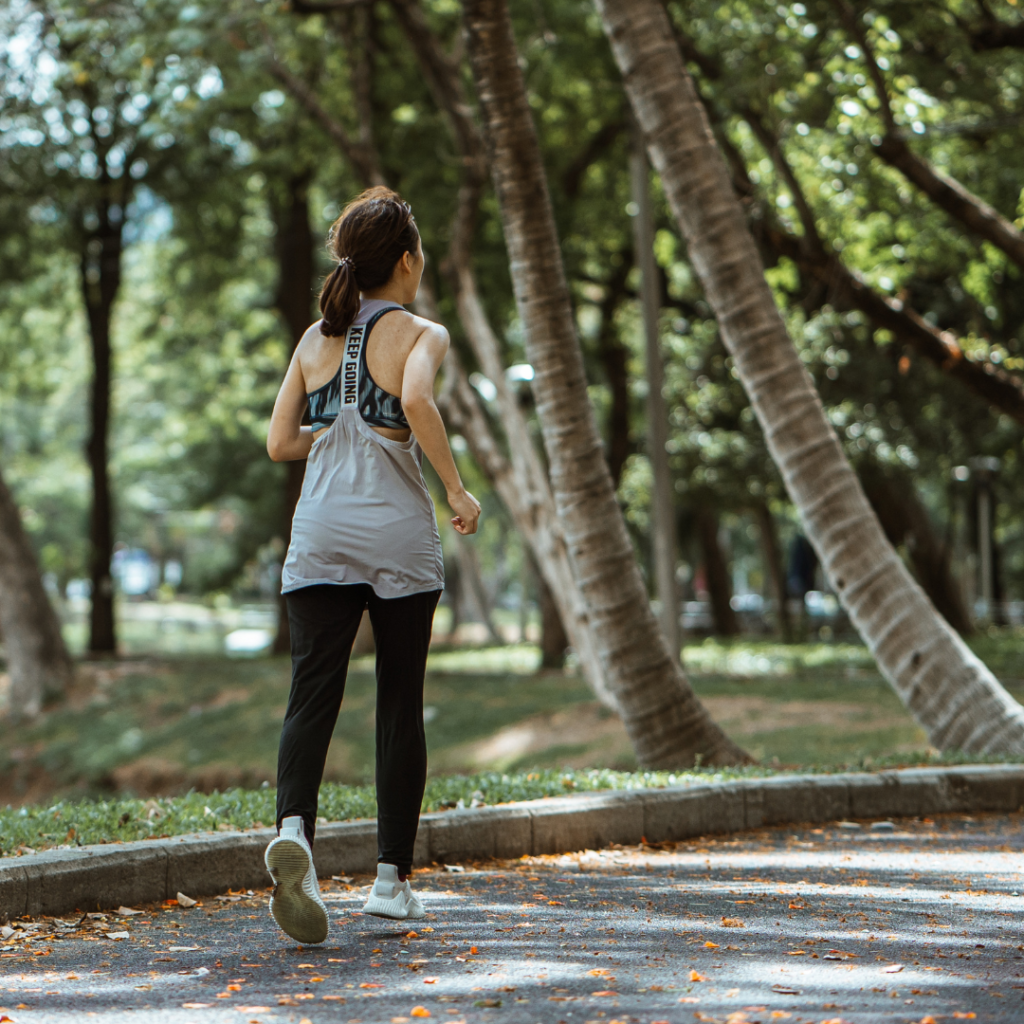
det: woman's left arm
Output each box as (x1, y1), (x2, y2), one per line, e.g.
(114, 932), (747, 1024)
(268, 346), (314, 462)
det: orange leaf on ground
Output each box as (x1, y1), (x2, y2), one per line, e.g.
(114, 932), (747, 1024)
(470, 947), (478, 954)
(679, 996), (699, 1003)
(591, 991), (619, 997)
(360, 983), (384, 989)
(689, 970), (707, 982)
(705, 941), (720, 949)
(411, 1008), (431, 1018)
(722, 918), (745, 928)
(919, 1017), (938, 1024)
(952, 1015), (976, 1020)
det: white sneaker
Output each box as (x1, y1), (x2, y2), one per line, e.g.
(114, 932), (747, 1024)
(362, 863), (425, 920)
(264, 816), (329, 944)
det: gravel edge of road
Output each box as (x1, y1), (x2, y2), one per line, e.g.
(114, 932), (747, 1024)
(2, 764), (1022, 917)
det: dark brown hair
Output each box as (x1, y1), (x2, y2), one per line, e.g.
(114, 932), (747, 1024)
(318, 186), (420, 338)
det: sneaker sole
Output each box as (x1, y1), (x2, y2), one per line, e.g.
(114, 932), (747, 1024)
(266, 840), (329, 944)
(362, 894), (410, 920)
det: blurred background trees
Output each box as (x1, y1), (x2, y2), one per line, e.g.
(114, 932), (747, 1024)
(2, 0), (1023, 738)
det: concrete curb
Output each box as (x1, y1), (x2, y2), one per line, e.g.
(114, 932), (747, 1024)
(3, 764), (1022, 919)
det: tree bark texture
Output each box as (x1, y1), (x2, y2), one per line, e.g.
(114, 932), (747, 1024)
(597, 0), (1024, 753)
(0, 467), (75, 718)
(463, 0), (748, 766)
(270, 172), (315, 655)
(81, 205), (121, 654)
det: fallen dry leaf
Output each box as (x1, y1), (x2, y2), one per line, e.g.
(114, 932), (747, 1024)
(116, 907), (142, 917)
(410, 1007), (431, 1018)
(722, 918), (745, 928)
(952, 1015), (976, 1020)
(176, 893), (198, 908)
(182, 1003), (212, 1010)
(705, 941), (720, 949)
(882, 964), (904, 974)
(689, 970), (707, 982)
(591, 990), (618, 997)
(360, 983), (383, 989)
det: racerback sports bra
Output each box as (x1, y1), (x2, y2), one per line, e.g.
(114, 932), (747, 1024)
(307, 304), (409, 432)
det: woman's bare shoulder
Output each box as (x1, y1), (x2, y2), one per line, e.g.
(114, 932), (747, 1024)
(381, 309), (447, 343)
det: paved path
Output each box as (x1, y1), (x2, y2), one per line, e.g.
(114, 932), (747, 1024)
(2, 812), (1023, 1024)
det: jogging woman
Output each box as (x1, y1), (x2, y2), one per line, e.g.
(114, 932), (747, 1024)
(263, 186), (480, 944)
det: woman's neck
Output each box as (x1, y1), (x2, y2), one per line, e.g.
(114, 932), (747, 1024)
(361, 285), (406, 305)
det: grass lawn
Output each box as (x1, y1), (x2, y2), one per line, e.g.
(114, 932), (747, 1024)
(2, 633), (1023, 815)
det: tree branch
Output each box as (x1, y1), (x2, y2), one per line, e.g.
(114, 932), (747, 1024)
(829, 0), (896, 132)
(667, 15), (1024, 423)
(262, 45), (385, 186)
(829, 1), (1024, 269)
(872, 133), (1024, 269)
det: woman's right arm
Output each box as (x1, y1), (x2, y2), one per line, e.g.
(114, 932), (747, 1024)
(267, 348), (314, 462)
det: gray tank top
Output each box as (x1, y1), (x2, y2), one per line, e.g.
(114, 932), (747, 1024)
(281, 299), (445, 599)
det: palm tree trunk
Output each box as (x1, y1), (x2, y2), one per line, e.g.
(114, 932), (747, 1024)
(596, 0), (1024, 753)
(462, 0), (748, 767)
(0, 467), (75, 718)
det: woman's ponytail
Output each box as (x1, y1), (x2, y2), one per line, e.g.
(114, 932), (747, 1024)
(317, 186), (419, 339)
(319, 259), (359, 338)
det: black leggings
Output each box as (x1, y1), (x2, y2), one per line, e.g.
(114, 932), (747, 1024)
(277, 583), (440, 876)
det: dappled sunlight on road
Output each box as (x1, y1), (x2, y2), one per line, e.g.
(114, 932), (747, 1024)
(2, 814), (1022, 1022)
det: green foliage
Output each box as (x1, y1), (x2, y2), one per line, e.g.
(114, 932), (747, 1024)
(3, 0), (1024, 613)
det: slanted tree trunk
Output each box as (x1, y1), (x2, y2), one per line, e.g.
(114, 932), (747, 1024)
(270, 171), (315, 655)
(463, 0), (747, 766)
(597, 0), (1024, 753)
(695, 504), (739, 637)
(0, 467), (75, 718)
(80, 201), (122, 655)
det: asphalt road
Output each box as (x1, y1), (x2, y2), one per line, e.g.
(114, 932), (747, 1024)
(2, 812), (1023, 1024)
